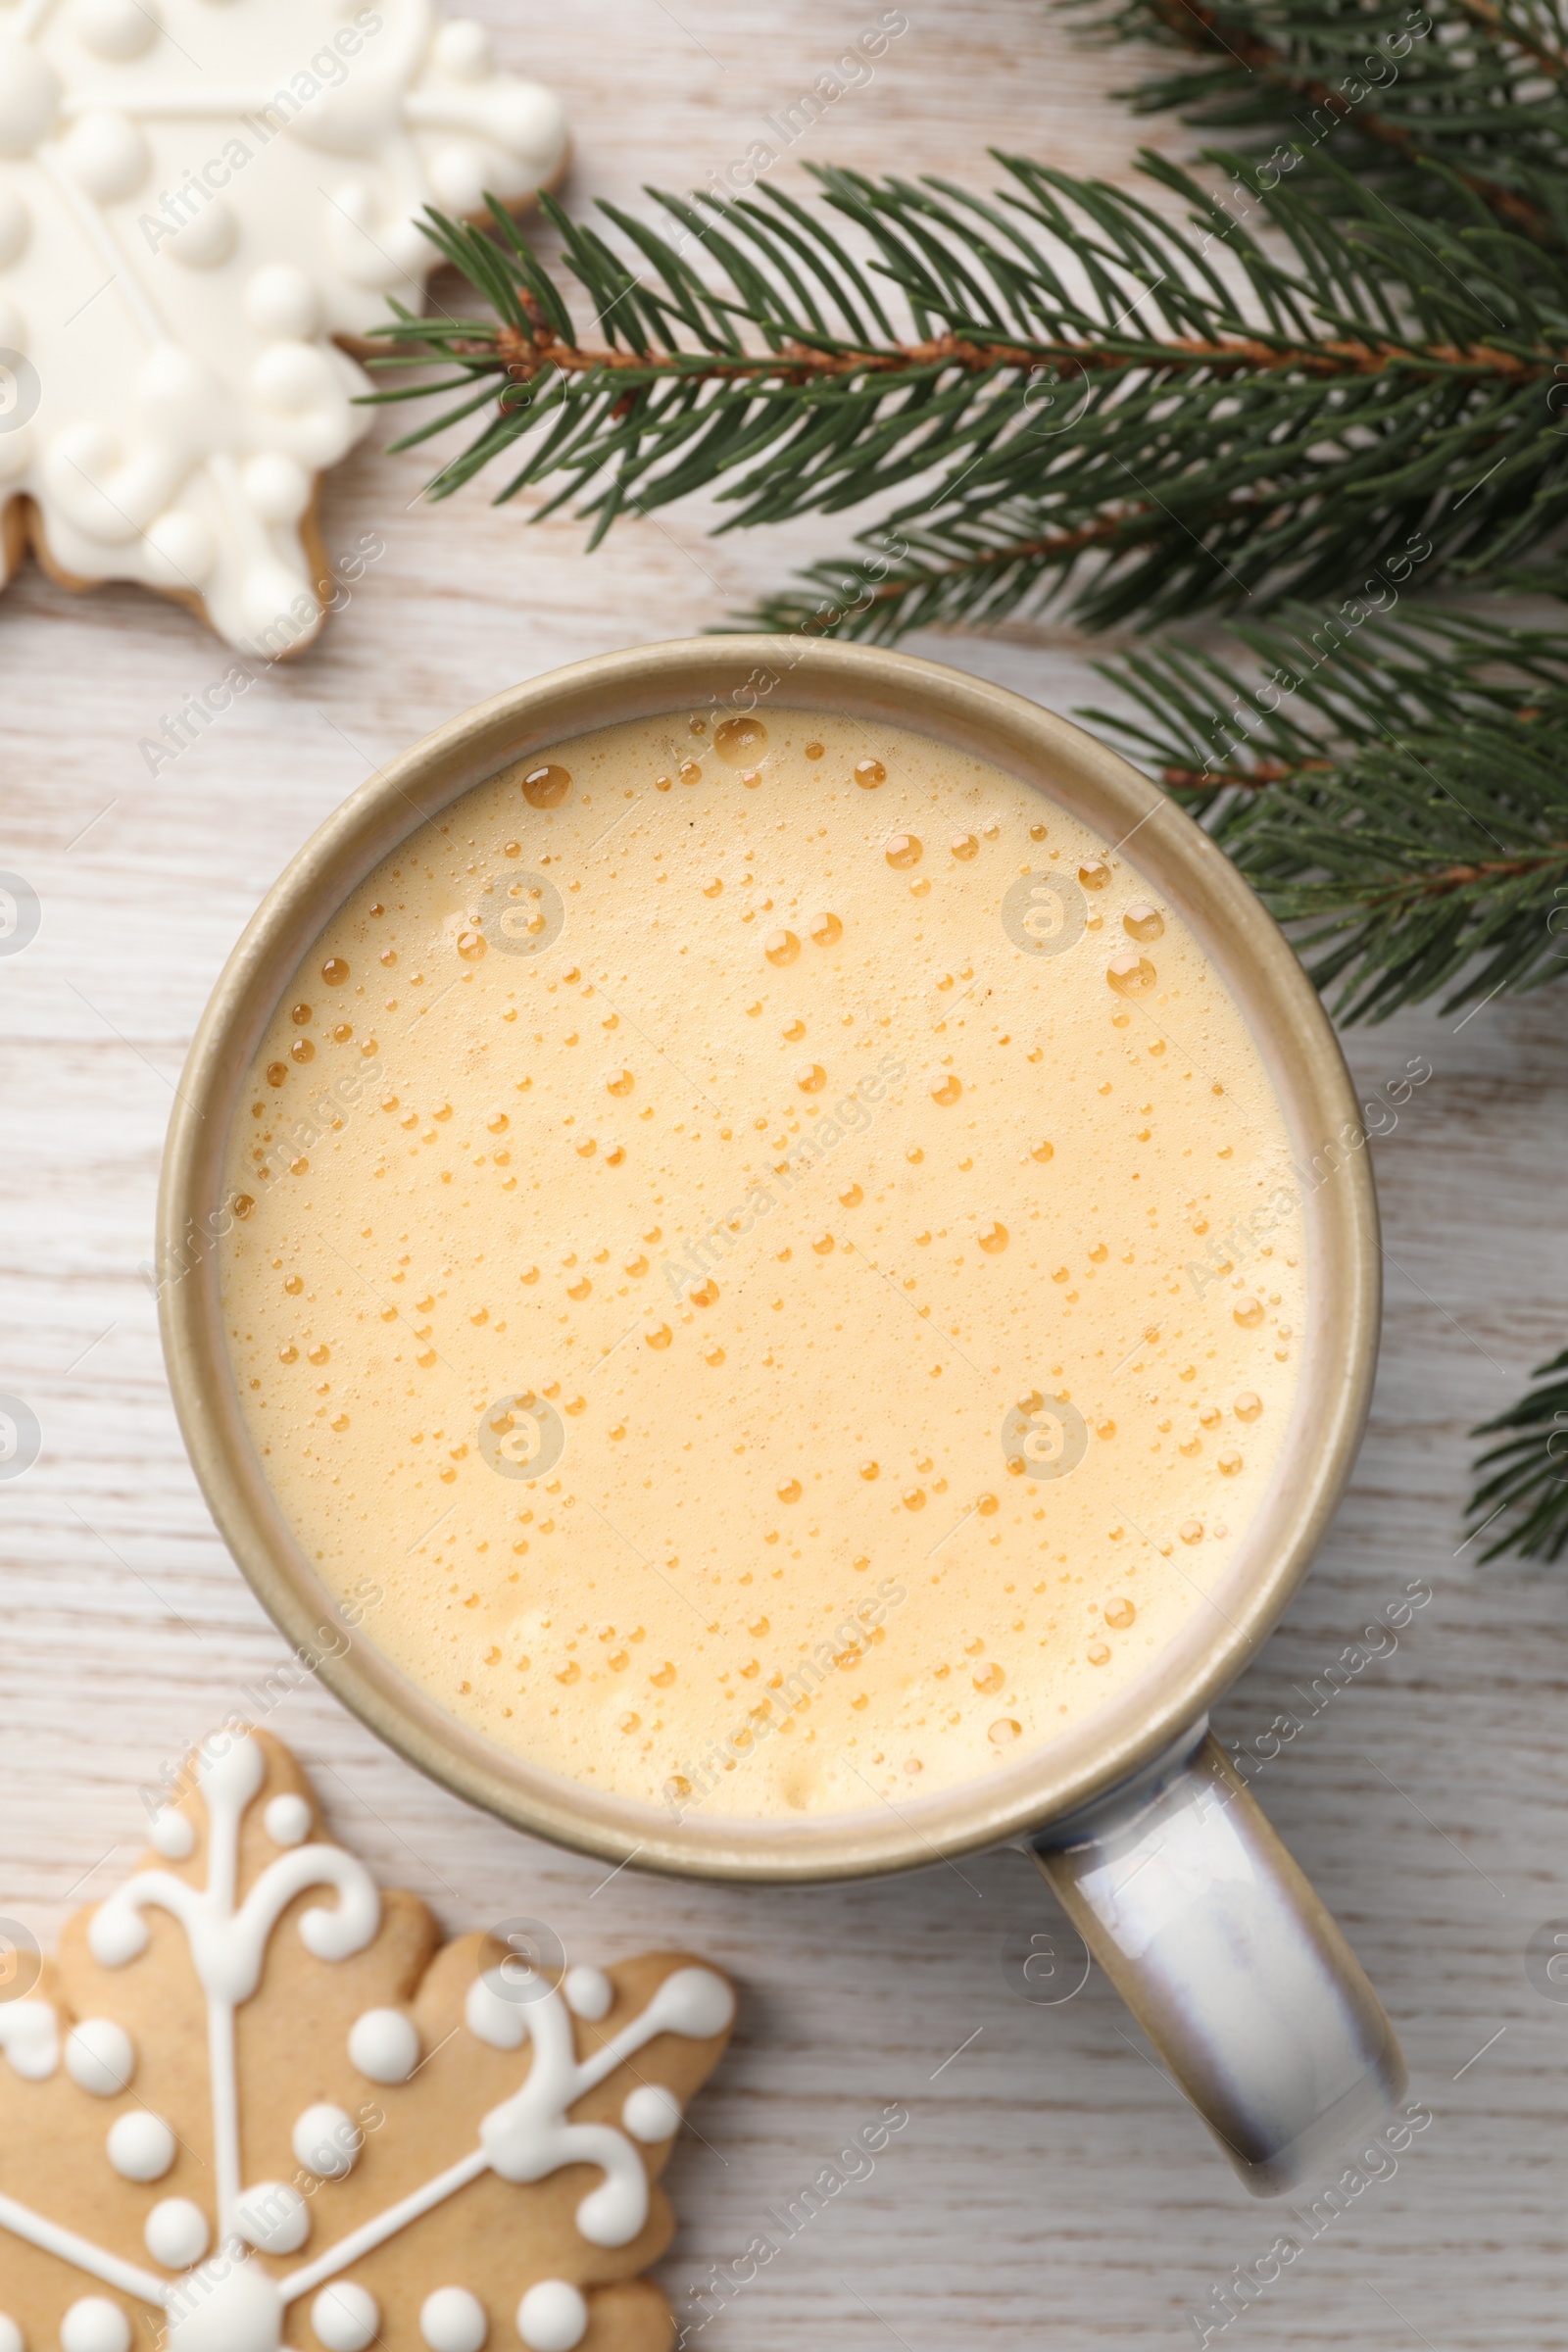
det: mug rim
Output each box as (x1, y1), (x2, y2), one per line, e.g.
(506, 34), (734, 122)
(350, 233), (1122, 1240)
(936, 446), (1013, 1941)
(159, 637), (1380, 1882)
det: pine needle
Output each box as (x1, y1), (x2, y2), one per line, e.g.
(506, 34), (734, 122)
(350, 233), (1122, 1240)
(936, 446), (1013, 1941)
(1083, 608), (1568, 1018)
(1468, 1349), (1568, 1559)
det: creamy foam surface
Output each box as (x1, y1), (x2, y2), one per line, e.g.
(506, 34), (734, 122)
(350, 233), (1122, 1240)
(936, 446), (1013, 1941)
(220, 709), (1305, 1820)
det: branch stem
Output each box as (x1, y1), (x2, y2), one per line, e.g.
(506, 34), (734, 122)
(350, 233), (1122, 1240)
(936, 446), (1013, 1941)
(480, 322), (1562, 386)
(279, 2148), (489, 2304)
(1372, 840), (1568, 903)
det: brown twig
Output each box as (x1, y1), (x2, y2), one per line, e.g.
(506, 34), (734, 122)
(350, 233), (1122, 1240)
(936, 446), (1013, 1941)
(795, 513), (1148, 632)
(479, 321), (1560, 386)
(1389, 841), (1568, 900)
(1163, 755), (1334, 788)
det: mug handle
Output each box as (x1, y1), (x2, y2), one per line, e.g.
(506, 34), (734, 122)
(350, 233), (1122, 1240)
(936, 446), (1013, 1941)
(1029, 1727), (1405, 2195)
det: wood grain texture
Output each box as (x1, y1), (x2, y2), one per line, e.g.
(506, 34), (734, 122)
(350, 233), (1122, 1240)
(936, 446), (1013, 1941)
(2, 3), (1566, 2345)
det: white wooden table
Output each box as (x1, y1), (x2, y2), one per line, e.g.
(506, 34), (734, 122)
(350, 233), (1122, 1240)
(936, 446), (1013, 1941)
(3, 4), (1565, 2344)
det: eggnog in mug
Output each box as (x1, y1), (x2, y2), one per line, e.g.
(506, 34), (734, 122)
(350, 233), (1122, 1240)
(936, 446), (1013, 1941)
(220, 708), (1304, 1819)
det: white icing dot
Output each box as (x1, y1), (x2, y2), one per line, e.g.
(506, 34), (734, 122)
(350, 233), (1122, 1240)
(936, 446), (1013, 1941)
(0, 186), (29, 270)
(164, 2255), (281, 2352)
(61, 109), (149, 201)
(74, 0), (160, 60)
(86, 1902), (149, 1968)
(433, 18), (492, 78)
(197, 1731), (267, 1801)
(563, 1966), (612, 2023)
(466, 1973), (528, 2052)
(107, 2109), (175, 2181)
(242, 454), (312, 526)
(136, 333), (218, 421)
(515, 2282), (587, 2352)
(0, 1998), (57, 2080)
(348, 2007), (419, 2083)
(149, 1808), (196, 1860)
(292, 2102), (361, 2179)
(420, 2287), (488, 2352)
(147, 334), (221, 414)
(312, 2282), (379, 2351)
(649, 1966), (734, 2039)
(235, 2180), (311, 2255)
(243, 264), (319, 341)
(621, 2083), (682, 2142)
(0, 40), (61, 158)
(427, 143), (486, 218)
(477, 83), (568, 170)
(240, 564), (318, 654)
(145, 2197), (209, 2270)
(0, 2316), (22, 2352)
(46, 420), (138, 545)
(60, 2303), (130, 2352)
(145, 509), (217, 589)
(66, 2019), (134, 2097)
(165, 196), (236, 270)
(252, 340), (335, 416)
(264, 1792), (312, 1846)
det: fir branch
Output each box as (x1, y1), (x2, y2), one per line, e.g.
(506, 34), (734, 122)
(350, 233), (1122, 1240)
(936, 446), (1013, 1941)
(1082, 609), (1568, 1015)
(1076, 0), (1568, 243)
(1087, 604), (1568, 788)
(1467, 1349), (1568, 1559)
(377, 155), (1568, 627)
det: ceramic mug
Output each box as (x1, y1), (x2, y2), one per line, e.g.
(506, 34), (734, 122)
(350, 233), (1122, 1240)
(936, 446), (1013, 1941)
(159, 639), (1403, 2195)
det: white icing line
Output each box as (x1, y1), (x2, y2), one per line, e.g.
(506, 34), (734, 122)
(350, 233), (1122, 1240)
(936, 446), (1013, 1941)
(276, 2148), (489, 2303)
(0, 2189), (169, 2308)
(575, 1986), (702, 2097)
(36, 146), (165, 350)
(91, 1739), (381, 2246)
(204, 1740), (247, 2243)
(277, 1969), (716, 2299)
(210, 1997), (242, 2247)
(58, 94), (347, 119)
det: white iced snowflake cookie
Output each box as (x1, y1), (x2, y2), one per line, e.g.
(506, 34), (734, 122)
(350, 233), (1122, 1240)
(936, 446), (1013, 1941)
(0, 0), (568, 653)
(0, 1727), (733, 2352)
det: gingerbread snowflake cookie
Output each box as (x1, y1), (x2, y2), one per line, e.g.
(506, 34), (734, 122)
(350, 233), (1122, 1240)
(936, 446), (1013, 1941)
(0, 0), (567, 654)
(0, 1728), (734, 2351)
